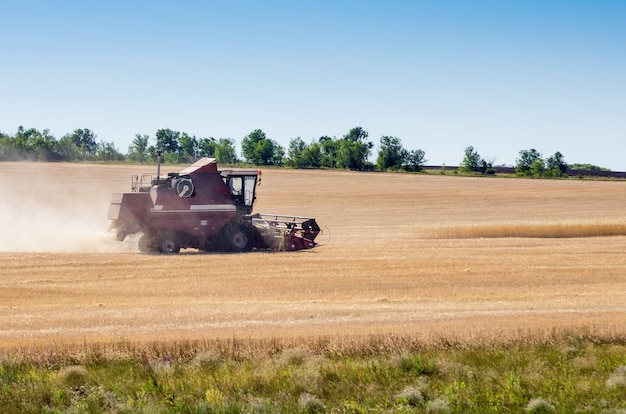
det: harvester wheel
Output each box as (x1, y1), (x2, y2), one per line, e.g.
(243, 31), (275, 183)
(157, 232), (181, 254)
(223, 223), (254, 252)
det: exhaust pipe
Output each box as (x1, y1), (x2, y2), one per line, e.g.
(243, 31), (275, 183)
(156, 150), (163, 178)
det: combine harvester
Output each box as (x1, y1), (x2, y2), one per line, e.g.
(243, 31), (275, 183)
(108, 157), (321, 253)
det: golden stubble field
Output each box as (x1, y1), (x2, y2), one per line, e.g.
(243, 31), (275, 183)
(1, 162), (625, 352)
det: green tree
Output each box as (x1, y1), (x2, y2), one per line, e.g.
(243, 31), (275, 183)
(319, 136), (338, 168)
(515, 149), (543, 176)
(241, 129), (284, 165)
(377, 136), (407, 170)
(12, 126), (31, 154)
(287, 137), (307, 168)
(14, 126), (39, 156)
(337, 140), (371, 170)
(546, 151), (568, 177)
(459, 146), (481, 173)
(287, 138), (322, 168)
(96, 140), (125, 162)
(4, 127), (61, 160)
(270, 140), (285, 165)
(404, 149), (427, 172)
(54, 135), (81, 161)
(28, 129), (56, 161)
(459, 146), (493, 174)
(214, 138), (237, 164)
(255, 139), (274, 165)
(127, 134), (150, 163)
(301, 142), (322, 168)
(241, 129), (266, 164)
(155, 128), (181, 161)
(344, 126), (369, 143)
(179, 132), (198, 163)
(145, 145), (158, 163)
(65, 128), (97, 158)
(336, 127), (373, 170)
(162, 151), (180, 164)
(198, 137), (217, 157)
(530, 158), (546, 178)
(0, 132), (11, 160)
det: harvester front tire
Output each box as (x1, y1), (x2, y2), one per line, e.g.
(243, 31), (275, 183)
(157, 233), (181, 254)
(223, 223), (254, 252)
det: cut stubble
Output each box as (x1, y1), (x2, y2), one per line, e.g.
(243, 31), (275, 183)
(0, 163), (625, 350)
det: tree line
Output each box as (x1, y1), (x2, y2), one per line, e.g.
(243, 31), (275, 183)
(0, 125), (428, 172)
(459, 146), (571, 178)
(1, 125), (597, 176)
(0, 127), (125, 163)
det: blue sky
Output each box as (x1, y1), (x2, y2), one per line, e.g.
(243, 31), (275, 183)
(2, 1), (625, 169)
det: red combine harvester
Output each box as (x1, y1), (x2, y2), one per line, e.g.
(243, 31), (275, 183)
(108, 157), (320, 253)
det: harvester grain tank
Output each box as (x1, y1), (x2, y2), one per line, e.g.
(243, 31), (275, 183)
(108, 158), (320, 253)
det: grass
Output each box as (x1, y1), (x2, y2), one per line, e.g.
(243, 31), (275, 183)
(0, 331), (625, 413)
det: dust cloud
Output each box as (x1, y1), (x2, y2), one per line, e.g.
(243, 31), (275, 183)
(0, 162), (138, 253)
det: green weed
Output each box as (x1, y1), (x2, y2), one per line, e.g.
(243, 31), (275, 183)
(0, 335), (625, 413)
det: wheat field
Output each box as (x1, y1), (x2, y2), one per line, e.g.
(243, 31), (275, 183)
(0, 162), (625, 353)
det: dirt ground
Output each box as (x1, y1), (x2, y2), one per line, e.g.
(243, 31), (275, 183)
(1, 162), (625, 349)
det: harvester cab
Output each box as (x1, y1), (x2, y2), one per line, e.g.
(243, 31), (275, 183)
(221, 170), (260, 213)
(108, 157), (320, 253)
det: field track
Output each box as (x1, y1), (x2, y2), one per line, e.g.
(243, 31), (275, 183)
(1, 162), (625, 351)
